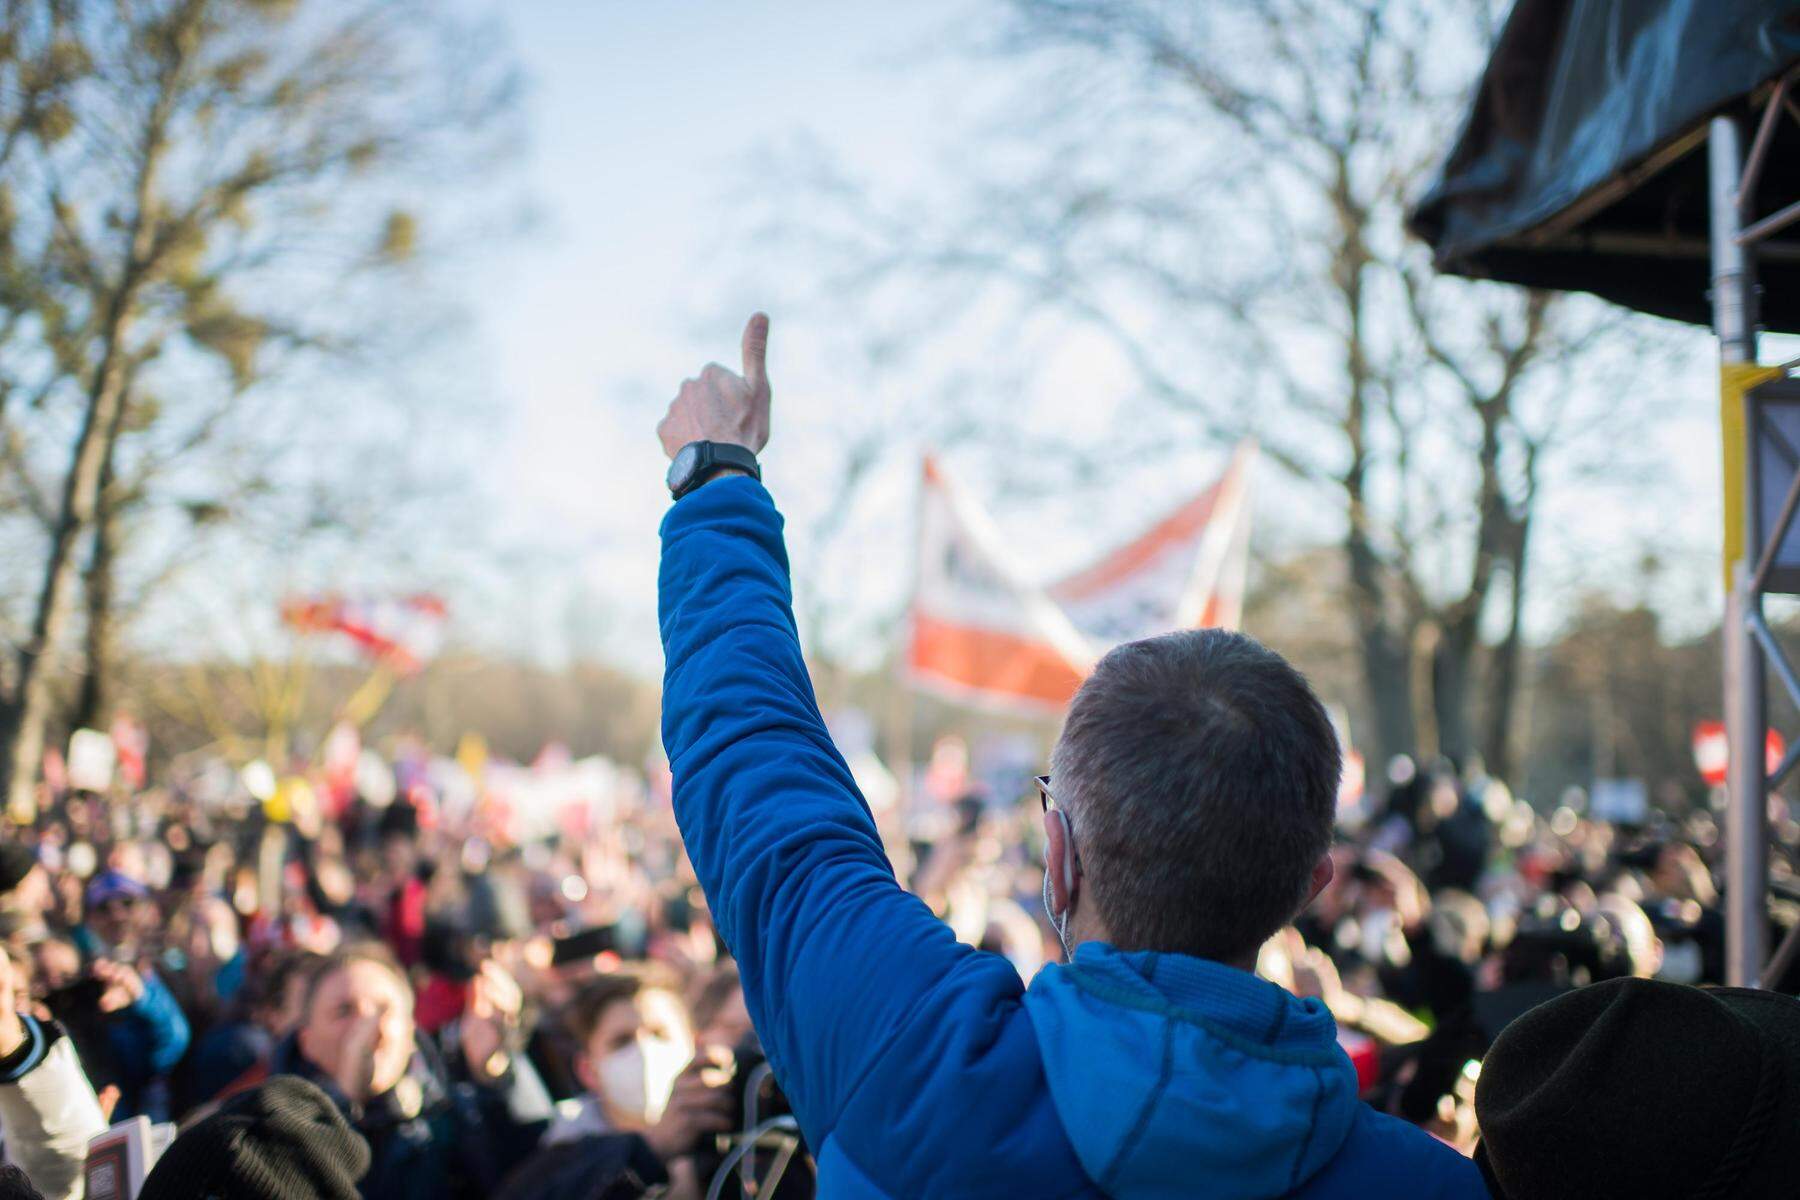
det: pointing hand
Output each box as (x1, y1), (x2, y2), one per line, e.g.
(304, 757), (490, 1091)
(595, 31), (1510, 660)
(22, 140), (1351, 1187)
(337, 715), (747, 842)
(657, 313), (772, 459)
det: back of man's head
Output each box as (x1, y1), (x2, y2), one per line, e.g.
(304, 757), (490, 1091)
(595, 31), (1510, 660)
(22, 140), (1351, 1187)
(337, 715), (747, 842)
(1051, 628), (1340, 964)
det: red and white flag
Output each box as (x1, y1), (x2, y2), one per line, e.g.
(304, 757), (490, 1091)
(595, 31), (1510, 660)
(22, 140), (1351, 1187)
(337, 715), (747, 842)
(1049, 443), (1255, 644)
(907, 457), (1097, 712)
(906, 446), (1254, 713)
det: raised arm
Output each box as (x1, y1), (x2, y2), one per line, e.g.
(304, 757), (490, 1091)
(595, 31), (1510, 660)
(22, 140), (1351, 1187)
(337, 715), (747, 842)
(656, 317), (1019, 1152)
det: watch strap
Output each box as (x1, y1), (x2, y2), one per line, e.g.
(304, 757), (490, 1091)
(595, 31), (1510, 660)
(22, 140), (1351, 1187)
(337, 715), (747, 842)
(673, 441), (761, 499)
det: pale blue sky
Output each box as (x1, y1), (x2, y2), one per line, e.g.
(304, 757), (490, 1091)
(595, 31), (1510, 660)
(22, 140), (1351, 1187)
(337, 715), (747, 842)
(457, 0), (987, 667)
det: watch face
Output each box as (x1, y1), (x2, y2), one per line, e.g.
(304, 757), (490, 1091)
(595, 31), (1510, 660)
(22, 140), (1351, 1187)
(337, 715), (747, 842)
(667, 444), (700, 492)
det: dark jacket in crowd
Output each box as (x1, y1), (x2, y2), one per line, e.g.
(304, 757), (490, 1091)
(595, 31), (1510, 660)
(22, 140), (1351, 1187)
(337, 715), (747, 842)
(658, 477), (1490, 1199)
(494, 1133), (667, 1200)
(51, 968), (190, 1122)
(268, 1030), (549, 1200)
(184, 1017), (276, 1111)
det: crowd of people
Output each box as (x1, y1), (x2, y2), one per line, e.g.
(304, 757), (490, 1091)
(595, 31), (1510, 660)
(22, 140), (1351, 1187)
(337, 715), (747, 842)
(0, 748), (781, 1200)
(0, 312), (1790, 1199)
(0, 734), (1784, 1198)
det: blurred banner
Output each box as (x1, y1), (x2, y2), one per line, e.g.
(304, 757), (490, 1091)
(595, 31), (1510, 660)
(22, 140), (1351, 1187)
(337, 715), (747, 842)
(907, 447), (1254, 711)
(1049, 443), (1255, 643)
(907, 457), (1096, 711)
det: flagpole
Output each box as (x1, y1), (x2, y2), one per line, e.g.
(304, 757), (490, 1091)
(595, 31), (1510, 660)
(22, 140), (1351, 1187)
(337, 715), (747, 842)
(885, 455), (929, 883)
(887, 638), (915, 873)
(891, 624), (915, 812)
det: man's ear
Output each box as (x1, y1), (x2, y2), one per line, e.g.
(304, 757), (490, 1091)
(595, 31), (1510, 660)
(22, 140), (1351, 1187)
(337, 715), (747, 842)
(1301, 853), (1335, 909)
(1042, 811), (1077, 914)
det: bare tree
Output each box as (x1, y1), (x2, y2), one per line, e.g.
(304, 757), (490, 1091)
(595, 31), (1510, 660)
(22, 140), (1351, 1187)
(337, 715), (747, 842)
(761, 0), (1691, 776)
(0, 0), (516, 815)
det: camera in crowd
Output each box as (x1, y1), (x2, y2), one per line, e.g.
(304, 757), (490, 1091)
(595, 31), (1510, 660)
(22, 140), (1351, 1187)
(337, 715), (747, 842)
(692, 1035), (811, 1200)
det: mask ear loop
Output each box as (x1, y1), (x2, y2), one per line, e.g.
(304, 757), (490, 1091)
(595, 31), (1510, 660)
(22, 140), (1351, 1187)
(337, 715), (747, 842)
(1044, 810), (1076, 961)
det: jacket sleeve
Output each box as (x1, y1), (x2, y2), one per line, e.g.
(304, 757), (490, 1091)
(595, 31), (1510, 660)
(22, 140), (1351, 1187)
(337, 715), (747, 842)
(114, 964), (191, 1079)
(659, 477), (1016, 1149)
(0, 1017), (109, 1200)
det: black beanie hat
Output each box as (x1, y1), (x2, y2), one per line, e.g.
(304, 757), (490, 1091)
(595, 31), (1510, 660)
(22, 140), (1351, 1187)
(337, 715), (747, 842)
(140, 1076), (371, 1200)
(1474, 977), (1800, 1199)
(0, 844), (36, 896)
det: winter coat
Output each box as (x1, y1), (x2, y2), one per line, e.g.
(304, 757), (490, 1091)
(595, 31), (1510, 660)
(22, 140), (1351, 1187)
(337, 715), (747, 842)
(493, 1133), (666, 1200)
(0, 1016), (109, 1200)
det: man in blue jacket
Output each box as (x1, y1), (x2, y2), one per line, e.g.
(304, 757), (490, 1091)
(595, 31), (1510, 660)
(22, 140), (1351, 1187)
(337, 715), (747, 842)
(656, 314), (1488, 1199)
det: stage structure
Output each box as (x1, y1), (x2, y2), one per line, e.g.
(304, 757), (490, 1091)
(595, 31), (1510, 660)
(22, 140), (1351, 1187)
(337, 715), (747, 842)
(1413, 2), (1800, 987)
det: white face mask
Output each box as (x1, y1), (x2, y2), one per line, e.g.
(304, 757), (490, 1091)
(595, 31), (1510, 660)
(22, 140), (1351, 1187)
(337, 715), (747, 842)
(598, 1032), (691, 1125)
(1360, 907), (1396, 964)
(599, 1041), (651, 1122)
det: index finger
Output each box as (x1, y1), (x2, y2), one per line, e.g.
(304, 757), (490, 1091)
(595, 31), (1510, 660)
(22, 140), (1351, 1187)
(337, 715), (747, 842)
(740, 312), (770, 396)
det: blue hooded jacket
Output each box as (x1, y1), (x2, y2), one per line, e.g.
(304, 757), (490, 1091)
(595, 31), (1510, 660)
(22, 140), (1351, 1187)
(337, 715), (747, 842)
(660, 477), (1487, 1199)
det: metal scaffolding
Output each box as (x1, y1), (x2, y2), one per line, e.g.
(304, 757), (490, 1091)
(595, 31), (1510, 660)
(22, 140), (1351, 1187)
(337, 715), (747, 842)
(1410, 0), (1800, 992)
(1715, 72), (1800, 986)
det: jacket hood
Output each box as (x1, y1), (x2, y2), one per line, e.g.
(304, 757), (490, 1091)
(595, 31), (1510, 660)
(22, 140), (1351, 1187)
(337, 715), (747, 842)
(1022, 943), (1359, 1200)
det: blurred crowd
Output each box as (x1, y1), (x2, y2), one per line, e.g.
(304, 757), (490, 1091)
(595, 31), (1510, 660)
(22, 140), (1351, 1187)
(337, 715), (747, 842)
(0, 736), (778, 1200)
(1274, 754), (1792, 1152)
(0, 727), (1785, 1199)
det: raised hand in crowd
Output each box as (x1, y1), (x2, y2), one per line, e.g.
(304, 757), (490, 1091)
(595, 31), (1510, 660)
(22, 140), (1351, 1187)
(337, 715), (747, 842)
(89, 959), (143, 1015)
(642, 1048), (736, 1164)
(333, 1011), (384, 1108)
(459, 958), (524, 1083)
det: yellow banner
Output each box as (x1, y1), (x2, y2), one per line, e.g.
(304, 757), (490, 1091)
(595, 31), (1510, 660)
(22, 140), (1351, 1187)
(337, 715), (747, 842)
(1722, 362), (1786, 592)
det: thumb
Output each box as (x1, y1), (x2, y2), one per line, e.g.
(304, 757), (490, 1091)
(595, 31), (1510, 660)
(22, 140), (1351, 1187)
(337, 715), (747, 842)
(740, 312), (770, 396)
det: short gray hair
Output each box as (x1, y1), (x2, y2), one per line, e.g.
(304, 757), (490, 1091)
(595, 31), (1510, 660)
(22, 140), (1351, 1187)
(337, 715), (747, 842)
(1050, 629), (1340, 963)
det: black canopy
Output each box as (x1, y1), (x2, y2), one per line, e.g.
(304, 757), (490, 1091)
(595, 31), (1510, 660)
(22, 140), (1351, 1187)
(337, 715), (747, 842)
(1411, 1), (1800, 329)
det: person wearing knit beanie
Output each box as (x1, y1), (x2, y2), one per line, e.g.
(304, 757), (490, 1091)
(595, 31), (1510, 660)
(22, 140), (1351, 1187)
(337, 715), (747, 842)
(0, 845), (49, 922)
(1474, 977), (1800, 1198)
(139, 1076), (371, 1200)
(0, 1164), (47, 1200)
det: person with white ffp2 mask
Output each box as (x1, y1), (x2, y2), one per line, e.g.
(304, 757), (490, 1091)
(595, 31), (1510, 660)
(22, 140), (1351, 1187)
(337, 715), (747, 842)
(544, 969), (735, 1181)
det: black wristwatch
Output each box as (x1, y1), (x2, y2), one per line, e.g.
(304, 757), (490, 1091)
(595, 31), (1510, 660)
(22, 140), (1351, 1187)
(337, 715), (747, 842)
(666, 441), (761, 499)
